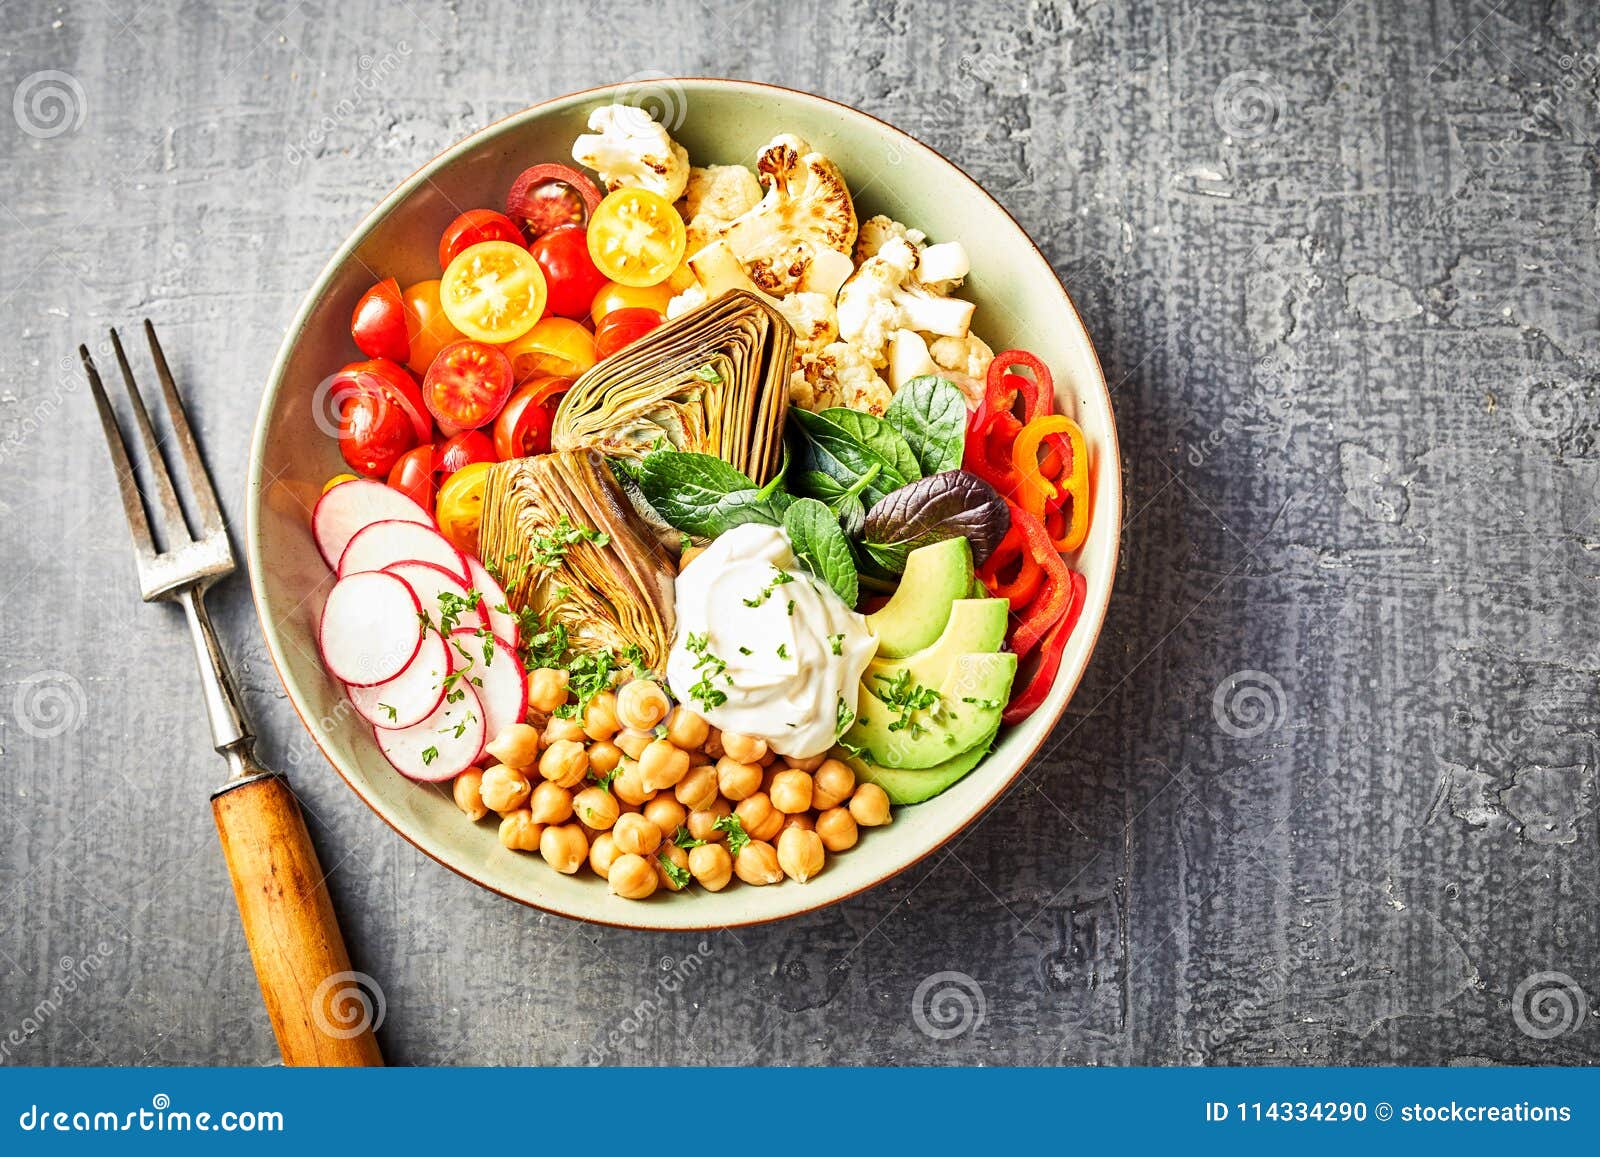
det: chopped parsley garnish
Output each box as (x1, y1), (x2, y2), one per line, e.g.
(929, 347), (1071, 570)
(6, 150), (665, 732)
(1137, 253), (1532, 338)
(739, 645), (753, 656)
(836, 739), (868, 759)
(962, 696), (1003, 710)
(661, 858), (693, 889)
(685, 631), (729, 711)
(873, 669), (941, 735)
(525, 515), (610, 575)
(829, 633), (845, 655)
(421, 745), (439, 766)
(713, 812), (750, 856)
(671, 826), (706, 850)
(435, 589), (482, 635)
(786, 598), (795, 616)
(741, 567), (794, 608)
(777, 643), (790, 660)
(589, 767), (620, 793)
(378, 702), (398, 722)
(836, 696), (856, 737)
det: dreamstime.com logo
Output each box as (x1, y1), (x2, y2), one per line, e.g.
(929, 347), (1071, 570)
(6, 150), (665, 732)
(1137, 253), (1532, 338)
(9, 670), (88, 740)
(1212, 70), (1283, 139)
(0, 944), (115, 1063)
(1211, 670), (1289, 739)
(1508, 374), (1585, 445)
(586, 943), (715, 1064)
(13, 70), (87, 139)
(311, 971), (386, 1039)
(611, 70), (688, 132)
(911, 970), (987, 1041)
(1512, 971), (1589, 1041)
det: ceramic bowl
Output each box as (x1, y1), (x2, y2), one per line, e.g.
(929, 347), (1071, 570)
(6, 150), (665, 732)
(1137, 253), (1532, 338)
(247, 79), (1121, 930)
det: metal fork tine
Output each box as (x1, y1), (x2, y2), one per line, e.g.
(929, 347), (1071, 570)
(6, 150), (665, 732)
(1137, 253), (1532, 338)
(81, 345), (158, 562)
(110, 327), (192, 545)
(143, 319), (226, 537)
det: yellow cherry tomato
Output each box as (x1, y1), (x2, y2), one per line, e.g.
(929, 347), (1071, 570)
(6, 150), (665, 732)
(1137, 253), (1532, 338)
(503, 317), (597, 381)
(435, 460), (493, 556)
(401, 279), (464, 376)
(586, 189), (686, 288)
(323, 473), (360, 494)
(440, 241), (548, 344)
(589, 279), (674, 326)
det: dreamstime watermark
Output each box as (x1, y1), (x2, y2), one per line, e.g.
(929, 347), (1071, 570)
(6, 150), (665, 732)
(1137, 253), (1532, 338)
(13, 70), (87, 139)
(585, 942), (714, 1064)
(1508, 374), (1585, 445)
(1212, 70), (1283, 140)
(1211, 670), (1288, 739)
(9, 670), (88, 740)
(0, 943), (115, 1062)
(611, 70), (688, 132)
(1511, 971), (1588, 1040)
(0, 352), (85, 471)
(311, 971), (385, 1040)
(284, 43), (412, 165)
(911, 970), (987, 1041)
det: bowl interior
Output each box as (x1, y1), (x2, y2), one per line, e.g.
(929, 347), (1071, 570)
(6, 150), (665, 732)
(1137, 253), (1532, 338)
(248, 80), (1121, 930)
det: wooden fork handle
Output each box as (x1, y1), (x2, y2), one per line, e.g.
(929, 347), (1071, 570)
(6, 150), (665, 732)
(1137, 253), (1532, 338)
(211, 772), (384, 1066)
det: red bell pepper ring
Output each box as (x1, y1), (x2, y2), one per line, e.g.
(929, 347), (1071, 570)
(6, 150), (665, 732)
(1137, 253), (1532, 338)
(1001, 570), (1086, 725)
(977, 520), (1045, 609)
(963, 408), (1023, 495)
(976, 350), (1055, 429)
(1000, 502), (1074, 659)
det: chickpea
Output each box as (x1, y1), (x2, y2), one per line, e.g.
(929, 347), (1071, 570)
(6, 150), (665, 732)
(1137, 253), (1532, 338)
(617, 678), (671, 731)
(484, 722), (540, 769)
(643, 795), (687, 838)
(639, 739), (690, 792)
(498, 810), (544, 851)
(527, 667), (570, 715)
(781, 812), (815, 835)
(572, 786), (620, 830)
(849, 782), (893, 827)
(679, 543), (705, 572)
(664, 706), (710, 750)
(688, 843), (733, 891)
(815, 807), (859, 852)
(769, 769), (814, 815)
(687, 800), (731, 844)
(716, 756), (763, 802)
(734, 840), (783, 886)
(721, 732), (768, 764)
(703, 727), (725, 760)
(777, 826), (826, 883)
(734, 792), (783, 843)
(528, 780), (574, 825)
(811, 759), (856, 811)
(784, 752), (827, 772)
(674, 764), (719, 812)
(452, 768), (488, 821)
(582, 690), (620, 741)
(588, 831), (620, 878)
(588, 740), (623, 775)
(538, 739), (589, 788)
(479, 764), (531, 814)
(612, 759), (651, 806)
(543, 714), (587, 744)
(608, 853), (659, 899)
(615, 728), (653, 760)
(654, 844), (691, 892)
(613, 812), (663, 856)
(539, 823), (588, 875)
(759, 749), (779, 768)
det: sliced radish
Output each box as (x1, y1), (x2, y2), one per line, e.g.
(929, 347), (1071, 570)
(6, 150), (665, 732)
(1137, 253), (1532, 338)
(318, 571), (423, 686)
(312, 479), (430, 570)
(448, 628), (527, 754)
(466, 555), (519, 648)
(346, 629), (450, 728)
(339, 520), (468, 583)
(375, 682), (485, 781)
(386, 561), (485, 633)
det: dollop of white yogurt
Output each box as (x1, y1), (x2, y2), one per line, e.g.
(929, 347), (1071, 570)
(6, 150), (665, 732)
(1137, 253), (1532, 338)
(666, 524), (877, 758)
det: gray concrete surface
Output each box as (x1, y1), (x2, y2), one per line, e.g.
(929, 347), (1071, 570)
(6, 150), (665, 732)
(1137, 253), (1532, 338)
(2, 0), (1598, 1066)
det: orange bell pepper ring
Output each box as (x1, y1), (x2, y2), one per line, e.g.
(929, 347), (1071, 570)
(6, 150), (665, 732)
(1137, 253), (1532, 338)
(1011, 414), (1090, 552)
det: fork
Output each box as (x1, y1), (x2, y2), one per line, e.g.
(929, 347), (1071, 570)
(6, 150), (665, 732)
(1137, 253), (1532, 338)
(82, 322), (383, 1067)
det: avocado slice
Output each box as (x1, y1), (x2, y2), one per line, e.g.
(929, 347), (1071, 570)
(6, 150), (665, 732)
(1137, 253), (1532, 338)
(865, 598), (1008, 687)
(846, 651), (1017, 768)
(865, 538), (974, 659)
(844, 723), (1000, 805)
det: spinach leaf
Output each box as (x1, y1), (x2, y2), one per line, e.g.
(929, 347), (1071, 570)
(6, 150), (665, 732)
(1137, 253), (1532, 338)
(788, 408), (918, 505)
(885, 376), (967, 475)
(859, 471), (1010, 573)
(635, 451), (791, 537)
(784, 498), (859, 607)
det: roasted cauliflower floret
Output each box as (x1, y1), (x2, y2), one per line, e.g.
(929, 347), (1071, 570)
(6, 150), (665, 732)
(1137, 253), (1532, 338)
(572, 104), (690, 201)
(775, 292), (839, 359)
(854, 214), (926, 264)
(679, 165), (763, 253)
(836, 236), (976, 367)
(929, 332), (994, 380)
(790, 343), (891, 416)
(720, 134), (857, 296)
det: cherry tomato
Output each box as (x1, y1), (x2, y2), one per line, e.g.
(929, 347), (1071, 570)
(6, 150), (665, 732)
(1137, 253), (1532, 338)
(351, 277), (410, 362)
(440, 241), (547, 343)
(387, 443), (437, 509)
(590, 279), (673, 325)
(401, 280), (465, 376)
(438, 209), (524, 270)
(493, 375), (569, 461)
(505, 163), (604, 239)
(331, 358), (432, 444)
(437, 429), (496, 479)
(586, 188), (686, 288)
(339, 391), (417, 478)
(436, 461), (494, 556)
(504, 317), (597, 381)
(423, 339), (514, 430)
(594, 307), (664, 360)
(529, 224), (609, 319)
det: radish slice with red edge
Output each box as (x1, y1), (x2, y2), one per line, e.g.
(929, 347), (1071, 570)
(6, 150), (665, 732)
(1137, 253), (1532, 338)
(346, 629), (450, 728)
(312, 479), (431, 570)
(318, 571), (423, 686)
(375, 681), (485, 781)
(386, 561), (485, 633)
(466, 556), (519, 648)
(447, 628), (526, 755)
(339, 519), (468, 583)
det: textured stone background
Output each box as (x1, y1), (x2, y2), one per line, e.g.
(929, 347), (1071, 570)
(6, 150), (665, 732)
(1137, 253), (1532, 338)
(2, 0), (1598, 1065)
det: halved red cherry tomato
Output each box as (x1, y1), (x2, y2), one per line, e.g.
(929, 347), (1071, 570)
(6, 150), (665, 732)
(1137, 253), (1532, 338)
(351, 277), (410, 362)
(422, 339), (514, 430)
(437, 429), (496, 478)
(331, 358), (431, 445)
(505, 163), (604, 239)
(339, 391), (417, 478)
(493, 375), (569, 461)
(387, 443), (437, 509)
(438, 209), (525, 270)
(594, 307), (664, 360)
(529, 224), (609, 319)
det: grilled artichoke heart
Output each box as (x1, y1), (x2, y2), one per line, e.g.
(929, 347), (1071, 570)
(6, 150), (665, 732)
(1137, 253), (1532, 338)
(550, 289), (793, 485)
(478, 450), (676, 671)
